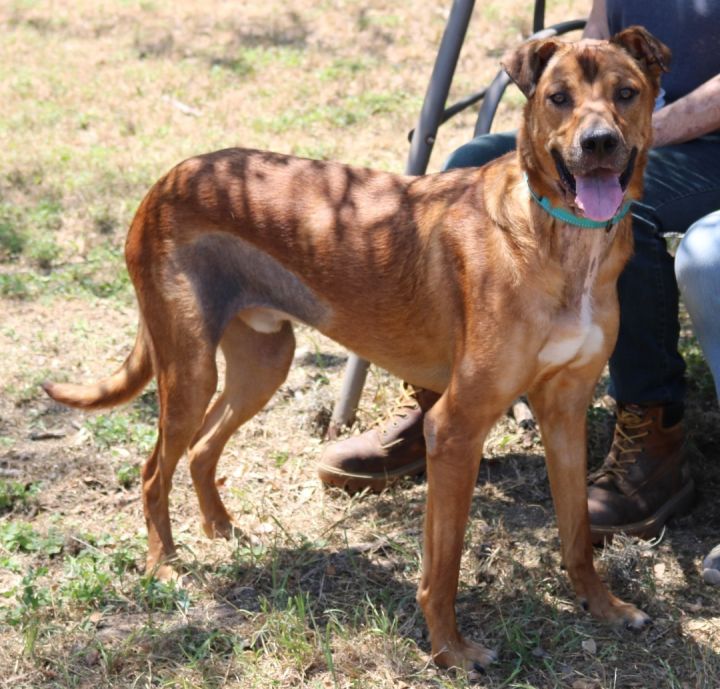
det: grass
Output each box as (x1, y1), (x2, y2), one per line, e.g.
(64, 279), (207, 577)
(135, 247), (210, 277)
(256, 91), (419, 137)
(85, 408), (158, 455)
(0, 481), (40, 514)
(0, 244), (132, 302)
(0, 0), (718, 687)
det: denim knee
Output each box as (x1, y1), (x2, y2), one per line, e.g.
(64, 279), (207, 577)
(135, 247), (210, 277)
(443, 132), (517, 171)
(675, 210), (720, 400)
(675, 210), (720, 293)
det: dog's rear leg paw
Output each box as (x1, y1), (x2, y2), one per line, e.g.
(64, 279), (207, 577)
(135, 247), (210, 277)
(145, 556), (181, 582)
(585, 596), (651, 630)
(433, 638), (498, 672)
(202, 517), (239, 541)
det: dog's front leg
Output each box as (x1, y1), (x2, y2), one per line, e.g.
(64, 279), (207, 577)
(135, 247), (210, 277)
(528, 369), (651, 629)
(417, 391), (498, 671)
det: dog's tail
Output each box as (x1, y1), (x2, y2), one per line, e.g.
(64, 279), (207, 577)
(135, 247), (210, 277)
(43, 320), (154, 410)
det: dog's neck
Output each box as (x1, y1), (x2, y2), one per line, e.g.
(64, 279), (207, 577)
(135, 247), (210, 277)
(555, 221), (613, 311)
(480, 151), (635, 309)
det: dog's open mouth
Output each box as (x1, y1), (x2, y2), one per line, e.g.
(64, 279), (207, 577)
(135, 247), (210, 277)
(552, 148), (637, 222)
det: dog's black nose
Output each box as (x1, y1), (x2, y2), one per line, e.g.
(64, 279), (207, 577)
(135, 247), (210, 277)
(580, 129), (619, 156)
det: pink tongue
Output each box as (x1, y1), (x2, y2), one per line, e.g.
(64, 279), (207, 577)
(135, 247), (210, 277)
(574, 173), (624, 222)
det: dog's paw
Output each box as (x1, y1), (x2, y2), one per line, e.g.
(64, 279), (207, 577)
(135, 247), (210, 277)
(620, 605), (652, 631)
(433, 638), (498, 672)
(147, 562), (181, 583)
(202, 518), (240, 541)
(583, 595), (651, 630)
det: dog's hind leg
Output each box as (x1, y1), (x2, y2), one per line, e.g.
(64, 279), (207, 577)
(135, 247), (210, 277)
(142, 331), (219, 578)
(188, 317), (295, 541)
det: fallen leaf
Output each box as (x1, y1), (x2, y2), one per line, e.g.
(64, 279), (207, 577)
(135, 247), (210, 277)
(581, 638), (597, 654)
(572, 680), (598, 689)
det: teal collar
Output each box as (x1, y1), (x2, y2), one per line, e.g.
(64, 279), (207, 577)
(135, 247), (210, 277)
(525, 174), (632, 230)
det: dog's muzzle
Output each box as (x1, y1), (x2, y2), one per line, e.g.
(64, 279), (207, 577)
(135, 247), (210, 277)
(552, 147), (637, 222)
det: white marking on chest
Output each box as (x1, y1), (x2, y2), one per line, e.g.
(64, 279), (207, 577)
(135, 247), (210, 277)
(537, 228), (607, 367)
(538, 296), (604, 366)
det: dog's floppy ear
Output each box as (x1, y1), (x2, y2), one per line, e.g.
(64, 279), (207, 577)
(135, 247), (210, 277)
(502, 38), (563, 98)
(611, 26), (671, 83)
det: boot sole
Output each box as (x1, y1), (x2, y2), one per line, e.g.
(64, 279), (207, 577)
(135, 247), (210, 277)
(318, 458), (427, 494)
(590, 479), (696, 544)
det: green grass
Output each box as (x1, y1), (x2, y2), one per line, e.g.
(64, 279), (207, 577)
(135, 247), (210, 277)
(3, 566), (53, 656)
(253, 592), (318, 668)
(86, 410), (157, 455)
(316, 56), (374, 82)
(0, 214), (26, 257)
(0, 480), (40, 513)
(0, 197), (63, 268)
(61, 552), (118, 608)
(115, 461), (141, 489)
(133, 575), (191, 614)
(0, 245), (131, 301)
(0, 521), (64, 556)
(0, 273), (32, 298)
(1, 529), (185, 619)
(256, 91), (419, 135)
(57, 550), (188, 613)
(85, 389), (159, 455)
(0, 533), (190, 664)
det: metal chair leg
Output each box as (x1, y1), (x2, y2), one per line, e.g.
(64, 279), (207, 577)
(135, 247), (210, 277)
(328, 0), (475, 433)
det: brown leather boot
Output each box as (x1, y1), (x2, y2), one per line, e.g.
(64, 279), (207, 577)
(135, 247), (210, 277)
(317, 388), (440, 493)
(588, 403), (695, 543)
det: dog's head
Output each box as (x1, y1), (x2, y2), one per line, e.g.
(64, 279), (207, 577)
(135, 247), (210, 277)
(503, 26), (670, 222)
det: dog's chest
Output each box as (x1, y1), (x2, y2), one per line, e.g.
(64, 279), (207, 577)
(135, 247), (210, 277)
(537, 228), (608, 368)
(538, 294), (603, 367)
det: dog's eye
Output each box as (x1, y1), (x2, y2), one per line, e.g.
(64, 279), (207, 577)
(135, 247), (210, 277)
(617, 87), (638, 102)
(549, 92), (569, 106)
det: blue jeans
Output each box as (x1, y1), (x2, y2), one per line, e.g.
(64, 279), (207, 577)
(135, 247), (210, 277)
(444, 133), (720, 406)
(675, 210), (720, 401)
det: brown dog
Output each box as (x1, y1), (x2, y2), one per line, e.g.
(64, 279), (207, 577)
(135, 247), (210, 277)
(45, 27), (668, 670)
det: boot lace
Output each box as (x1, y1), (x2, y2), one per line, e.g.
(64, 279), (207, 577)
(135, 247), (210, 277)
(590, 407), (653, 483)
(381, 388), (420, 428)
(372, 387), (424, 449)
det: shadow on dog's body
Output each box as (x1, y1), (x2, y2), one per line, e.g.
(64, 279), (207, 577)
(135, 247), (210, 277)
(45, 28), (669, 670)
